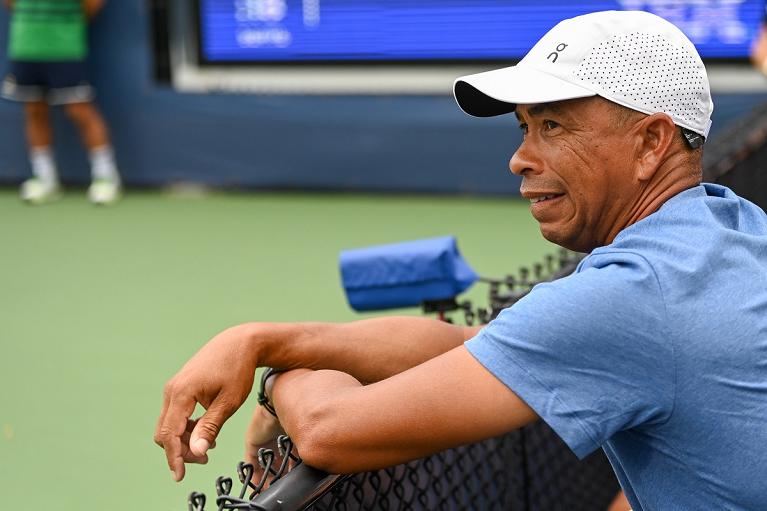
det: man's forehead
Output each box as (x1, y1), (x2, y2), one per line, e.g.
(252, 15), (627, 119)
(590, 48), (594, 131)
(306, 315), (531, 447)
(514, 97), (613, 121)
(514, 101), (571, 120)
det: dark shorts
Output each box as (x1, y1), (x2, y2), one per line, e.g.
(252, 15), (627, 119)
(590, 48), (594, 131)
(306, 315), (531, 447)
(1, 60), (94, 105)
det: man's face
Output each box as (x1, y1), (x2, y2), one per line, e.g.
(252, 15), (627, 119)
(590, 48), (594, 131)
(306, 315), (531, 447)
(511, 97), (642, 252)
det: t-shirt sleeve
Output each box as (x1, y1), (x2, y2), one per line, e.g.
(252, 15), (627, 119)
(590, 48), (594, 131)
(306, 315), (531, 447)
(465, 251), (675, 458)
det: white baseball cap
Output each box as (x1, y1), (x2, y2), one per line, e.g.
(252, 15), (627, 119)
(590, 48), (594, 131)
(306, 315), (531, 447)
(454, 10), (713, 146)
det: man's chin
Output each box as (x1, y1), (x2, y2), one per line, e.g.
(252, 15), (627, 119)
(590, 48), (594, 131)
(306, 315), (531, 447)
(540, 229), (567, 249)
(539, 225), (592, 253)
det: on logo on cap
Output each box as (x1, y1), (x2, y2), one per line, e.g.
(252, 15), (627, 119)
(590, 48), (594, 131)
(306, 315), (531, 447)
(547, 43), (568, 62)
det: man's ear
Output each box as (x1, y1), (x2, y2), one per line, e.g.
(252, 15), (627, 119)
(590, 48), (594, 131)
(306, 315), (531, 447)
(634, 113), (677, 182)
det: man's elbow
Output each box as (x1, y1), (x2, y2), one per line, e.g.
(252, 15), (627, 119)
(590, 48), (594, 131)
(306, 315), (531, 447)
(290, 409), (351, 474)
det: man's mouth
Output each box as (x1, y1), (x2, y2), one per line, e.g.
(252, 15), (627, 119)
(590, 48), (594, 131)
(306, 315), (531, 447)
(528, 193), (565, 205)
(529, 194), (562, 204)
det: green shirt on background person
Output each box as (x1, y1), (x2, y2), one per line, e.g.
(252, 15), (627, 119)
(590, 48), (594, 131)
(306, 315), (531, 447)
(8, 0), (86, 61)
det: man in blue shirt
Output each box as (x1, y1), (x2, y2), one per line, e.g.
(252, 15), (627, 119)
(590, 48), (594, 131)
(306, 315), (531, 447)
(155, 10), (767, 510)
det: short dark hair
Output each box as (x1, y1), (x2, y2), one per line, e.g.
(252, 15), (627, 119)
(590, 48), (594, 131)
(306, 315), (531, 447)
(606, 100), (703, 153)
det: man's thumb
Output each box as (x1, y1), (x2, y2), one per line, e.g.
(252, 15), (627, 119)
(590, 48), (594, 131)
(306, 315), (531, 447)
(191, 437), (211, 457)
(190, 401), (231, 456)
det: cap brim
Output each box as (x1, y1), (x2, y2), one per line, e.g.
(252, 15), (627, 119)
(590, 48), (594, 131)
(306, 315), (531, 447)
(454, 65), (597, 117)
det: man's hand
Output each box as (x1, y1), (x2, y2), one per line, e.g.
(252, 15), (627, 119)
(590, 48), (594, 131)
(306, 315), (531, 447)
(607, 491), (632, 511)
(83, 0), (104, 18)
(244, 405), (291, 487)
(154, 324), (260, 481)
(154, 317), (477, 481)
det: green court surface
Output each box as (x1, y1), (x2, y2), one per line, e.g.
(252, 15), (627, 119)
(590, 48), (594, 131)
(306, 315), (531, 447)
(0, 189), (553, 510)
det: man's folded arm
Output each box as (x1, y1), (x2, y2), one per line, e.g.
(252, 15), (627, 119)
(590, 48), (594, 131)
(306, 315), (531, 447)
(271, 345), (538, 474)
(155, 317), (482, 482)
(257, 317), (483, 383)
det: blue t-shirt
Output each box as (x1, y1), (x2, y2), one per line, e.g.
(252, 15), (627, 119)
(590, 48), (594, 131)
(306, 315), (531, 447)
(466, 184), (767, 510)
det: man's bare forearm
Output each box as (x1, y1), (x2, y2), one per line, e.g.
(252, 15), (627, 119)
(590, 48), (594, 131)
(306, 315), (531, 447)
(250, 317), (482, 383)
(271, 347), (537, 474)
(155, 316), (481, 480)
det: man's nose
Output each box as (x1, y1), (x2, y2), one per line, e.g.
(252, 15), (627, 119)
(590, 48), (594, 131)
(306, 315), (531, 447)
(509, 141), (542, 176)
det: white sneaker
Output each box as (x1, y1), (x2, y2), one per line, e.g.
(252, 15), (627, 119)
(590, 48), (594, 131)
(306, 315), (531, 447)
(20, 178), (62, 204)
(88, 179), (121, 205)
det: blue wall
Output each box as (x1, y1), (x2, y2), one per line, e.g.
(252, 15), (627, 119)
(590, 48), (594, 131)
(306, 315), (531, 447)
(0, 1), (764, 195)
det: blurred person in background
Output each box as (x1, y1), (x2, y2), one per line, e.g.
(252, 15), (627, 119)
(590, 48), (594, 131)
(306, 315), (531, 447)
(2, 0), (121, 205)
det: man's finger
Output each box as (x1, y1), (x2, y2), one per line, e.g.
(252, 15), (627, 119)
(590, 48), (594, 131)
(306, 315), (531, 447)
(183, 453), (209, 464)
(189, 396), (237, 457)
(153, 386), (173, 447)
(180, 420), (212, 463)
(157, 394), (197, 481)
(181, 443), (210, 464)
(163, 434), (186, 481)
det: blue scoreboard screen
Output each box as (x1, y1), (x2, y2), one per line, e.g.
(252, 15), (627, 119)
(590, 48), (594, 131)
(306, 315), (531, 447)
(198, 1), (765, 63)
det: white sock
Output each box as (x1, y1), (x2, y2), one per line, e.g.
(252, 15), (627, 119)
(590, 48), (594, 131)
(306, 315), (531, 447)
(29, 146), (58, 184)
(89, 145), (120, 182)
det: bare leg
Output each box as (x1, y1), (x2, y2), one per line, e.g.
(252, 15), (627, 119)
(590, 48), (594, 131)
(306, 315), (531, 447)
(25, 100), (52, 148)
(64, 101), (121, 204)
(63, 101), (110, 149)
(20, 101), (61, 202)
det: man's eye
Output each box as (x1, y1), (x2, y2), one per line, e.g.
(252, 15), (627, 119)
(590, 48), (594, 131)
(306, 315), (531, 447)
(543, 120), (559, 130)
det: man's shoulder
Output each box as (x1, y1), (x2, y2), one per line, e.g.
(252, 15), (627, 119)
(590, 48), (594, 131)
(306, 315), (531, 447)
(603, 184), (766, 276)
(616, 183), (766, 239)
(524, 249), (665, 324)
(577, 248), (660, 287)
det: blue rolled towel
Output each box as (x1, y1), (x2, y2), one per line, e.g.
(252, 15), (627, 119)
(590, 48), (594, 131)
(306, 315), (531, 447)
(339, 236), (478, 312)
